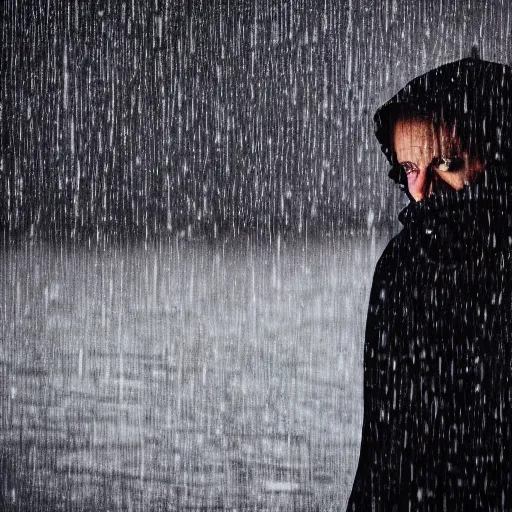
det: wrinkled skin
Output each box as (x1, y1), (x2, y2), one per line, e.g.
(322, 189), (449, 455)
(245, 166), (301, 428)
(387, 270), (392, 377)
(392, 118), (486, 200)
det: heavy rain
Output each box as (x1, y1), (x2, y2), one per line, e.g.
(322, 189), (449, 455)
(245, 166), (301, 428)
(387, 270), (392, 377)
(2, 0), (512, 510)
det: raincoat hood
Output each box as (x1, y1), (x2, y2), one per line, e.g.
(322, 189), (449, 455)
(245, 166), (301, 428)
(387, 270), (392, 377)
(374, 57), (512, 168)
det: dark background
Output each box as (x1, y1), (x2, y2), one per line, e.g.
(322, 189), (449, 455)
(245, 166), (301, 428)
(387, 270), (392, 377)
(4, 0), (512, 242)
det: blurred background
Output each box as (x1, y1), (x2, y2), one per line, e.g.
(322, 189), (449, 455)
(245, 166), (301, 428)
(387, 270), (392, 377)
(2, 0), (512, 509)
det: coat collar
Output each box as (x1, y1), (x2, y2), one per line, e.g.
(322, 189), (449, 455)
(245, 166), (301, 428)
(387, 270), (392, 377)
(398, 164), (512, 264)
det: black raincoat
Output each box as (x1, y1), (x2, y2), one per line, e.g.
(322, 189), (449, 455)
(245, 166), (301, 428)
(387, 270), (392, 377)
(347, 166), (512, 510)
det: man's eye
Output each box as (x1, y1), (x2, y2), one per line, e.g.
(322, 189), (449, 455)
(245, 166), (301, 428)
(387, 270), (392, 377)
(388, 162), (419, 188)
(401, 162), (420, 175)
(430, 157), (465, 172)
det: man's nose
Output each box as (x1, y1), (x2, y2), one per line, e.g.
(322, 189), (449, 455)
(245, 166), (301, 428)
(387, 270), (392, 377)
(406, 166), (429, 201)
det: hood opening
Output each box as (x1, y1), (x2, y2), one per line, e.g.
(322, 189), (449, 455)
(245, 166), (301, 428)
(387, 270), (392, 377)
(374, 57), (512, 185)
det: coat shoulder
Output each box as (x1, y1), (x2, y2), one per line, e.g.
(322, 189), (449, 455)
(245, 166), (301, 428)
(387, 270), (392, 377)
(364, 230), (409, 340)
(372, 230), (407, 285)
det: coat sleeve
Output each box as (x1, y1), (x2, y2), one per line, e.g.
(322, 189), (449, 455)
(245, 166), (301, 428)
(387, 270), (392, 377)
(346, 237), (406, 511)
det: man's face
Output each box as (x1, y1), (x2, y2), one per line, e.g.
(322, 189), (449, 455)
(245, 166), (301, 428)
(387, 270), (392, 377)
(392, 118), (485, 201)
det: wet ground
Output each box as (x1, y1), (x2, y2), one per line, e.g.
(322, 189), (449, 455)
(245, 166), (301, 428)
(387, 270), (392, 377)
(0, 233), (385, 511)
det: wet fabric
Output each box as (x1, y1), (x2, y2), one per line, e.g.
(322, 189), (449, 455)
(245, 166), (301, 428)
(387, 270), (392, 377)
(347, 165), (512, 511)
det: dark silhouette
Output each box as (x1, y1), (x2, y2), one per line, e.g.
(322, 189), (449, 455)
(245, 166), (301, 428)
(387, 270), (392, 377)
(347, 57), (512, 510)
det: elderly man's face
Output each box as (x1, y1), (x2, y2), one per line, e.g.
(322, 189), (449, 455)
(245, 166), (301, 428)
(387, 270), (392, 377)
(392, 118), (485, 201)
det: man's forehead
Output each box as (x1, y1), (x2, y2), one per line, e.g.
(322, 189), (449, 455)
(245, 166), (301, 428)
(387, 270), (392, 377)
(393, 118), (455, 147)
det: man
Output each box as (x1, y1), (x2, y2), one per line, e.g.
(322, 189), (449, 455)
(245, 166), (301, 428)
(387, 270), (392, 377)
(347, 57), (512, 510)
